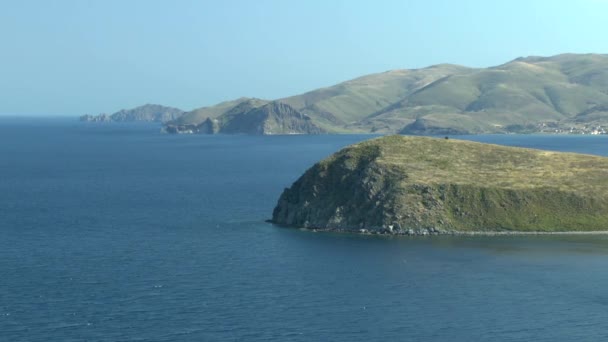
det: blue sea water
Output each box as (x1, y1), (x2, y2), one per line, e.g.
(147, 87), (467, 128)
(1, 118), (608, 341)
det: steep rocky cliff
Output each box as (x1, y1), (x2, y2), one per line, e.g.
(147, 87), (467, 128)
(272, 136), (608, 234)
(220, 102), (324, 135)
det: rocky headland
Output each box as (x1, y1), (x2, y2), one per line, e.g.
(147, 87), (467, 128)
(164, 100), (324, 135)
(271, 136), (608, 235)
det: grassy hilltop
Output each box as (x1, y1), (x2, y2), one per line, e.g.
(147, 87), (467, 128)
(272, 136), (608, 233)
(166, 53), (608, 135)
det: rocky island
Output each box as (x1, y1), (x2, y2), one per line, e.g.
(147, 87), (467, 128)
(271, 136), (608, 235)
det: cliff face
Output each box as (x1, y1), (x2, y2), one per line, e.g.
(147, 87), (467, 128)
(165, 101), (324, 135)
(220, 102), (324, 135)
(272, 144), (406, 230)
(272, 136), (608, 234)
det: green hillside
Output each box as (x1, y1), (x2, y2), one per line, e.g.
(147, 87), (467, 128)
(272, 135), (608, 233)
(392, 56), (608, 134)
(280, 64), (470, 126)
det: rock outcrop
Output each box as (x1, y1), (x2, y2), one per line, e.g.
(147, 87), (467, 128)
(164, 101), (324, 135)
(220, 101), (324, 135)
(271, 136), (608, 234)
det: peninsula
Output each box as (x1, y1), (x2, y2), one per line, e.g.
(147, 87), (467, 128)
(271, 136), (608, 234)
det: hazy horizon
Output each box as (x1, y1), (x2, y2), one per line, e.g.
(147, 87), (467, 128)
(1, 0), (607, 116)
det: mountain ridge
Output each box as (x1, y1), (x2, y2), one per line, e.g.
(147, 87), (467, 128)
(168, 53), (608, 135)
(84, 53), (608, 135)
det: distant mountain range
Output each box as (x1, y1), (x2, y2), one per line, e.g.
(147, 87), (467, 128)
(80, 104), (184, 123)
(84, 54), (608, 135)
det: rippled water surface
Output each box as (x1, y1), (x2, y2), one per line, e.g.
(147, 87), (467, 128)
(1, 118), (608, 341)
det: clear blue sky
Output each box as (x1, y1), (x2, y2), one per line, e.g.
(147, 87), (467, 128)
(1, 0), (607, 116)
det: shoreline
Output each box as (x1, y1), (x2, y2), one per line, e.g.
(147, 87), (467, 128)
(268, 223), (608, 237)
(311, 228), (608, 237)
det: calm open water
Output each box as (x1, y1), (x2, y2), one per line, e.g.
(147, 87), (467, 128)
(1, 118), (608, 341)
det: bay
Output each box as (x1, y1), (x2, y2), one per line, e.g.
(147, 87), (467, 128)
(1, 118), (608, 341)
